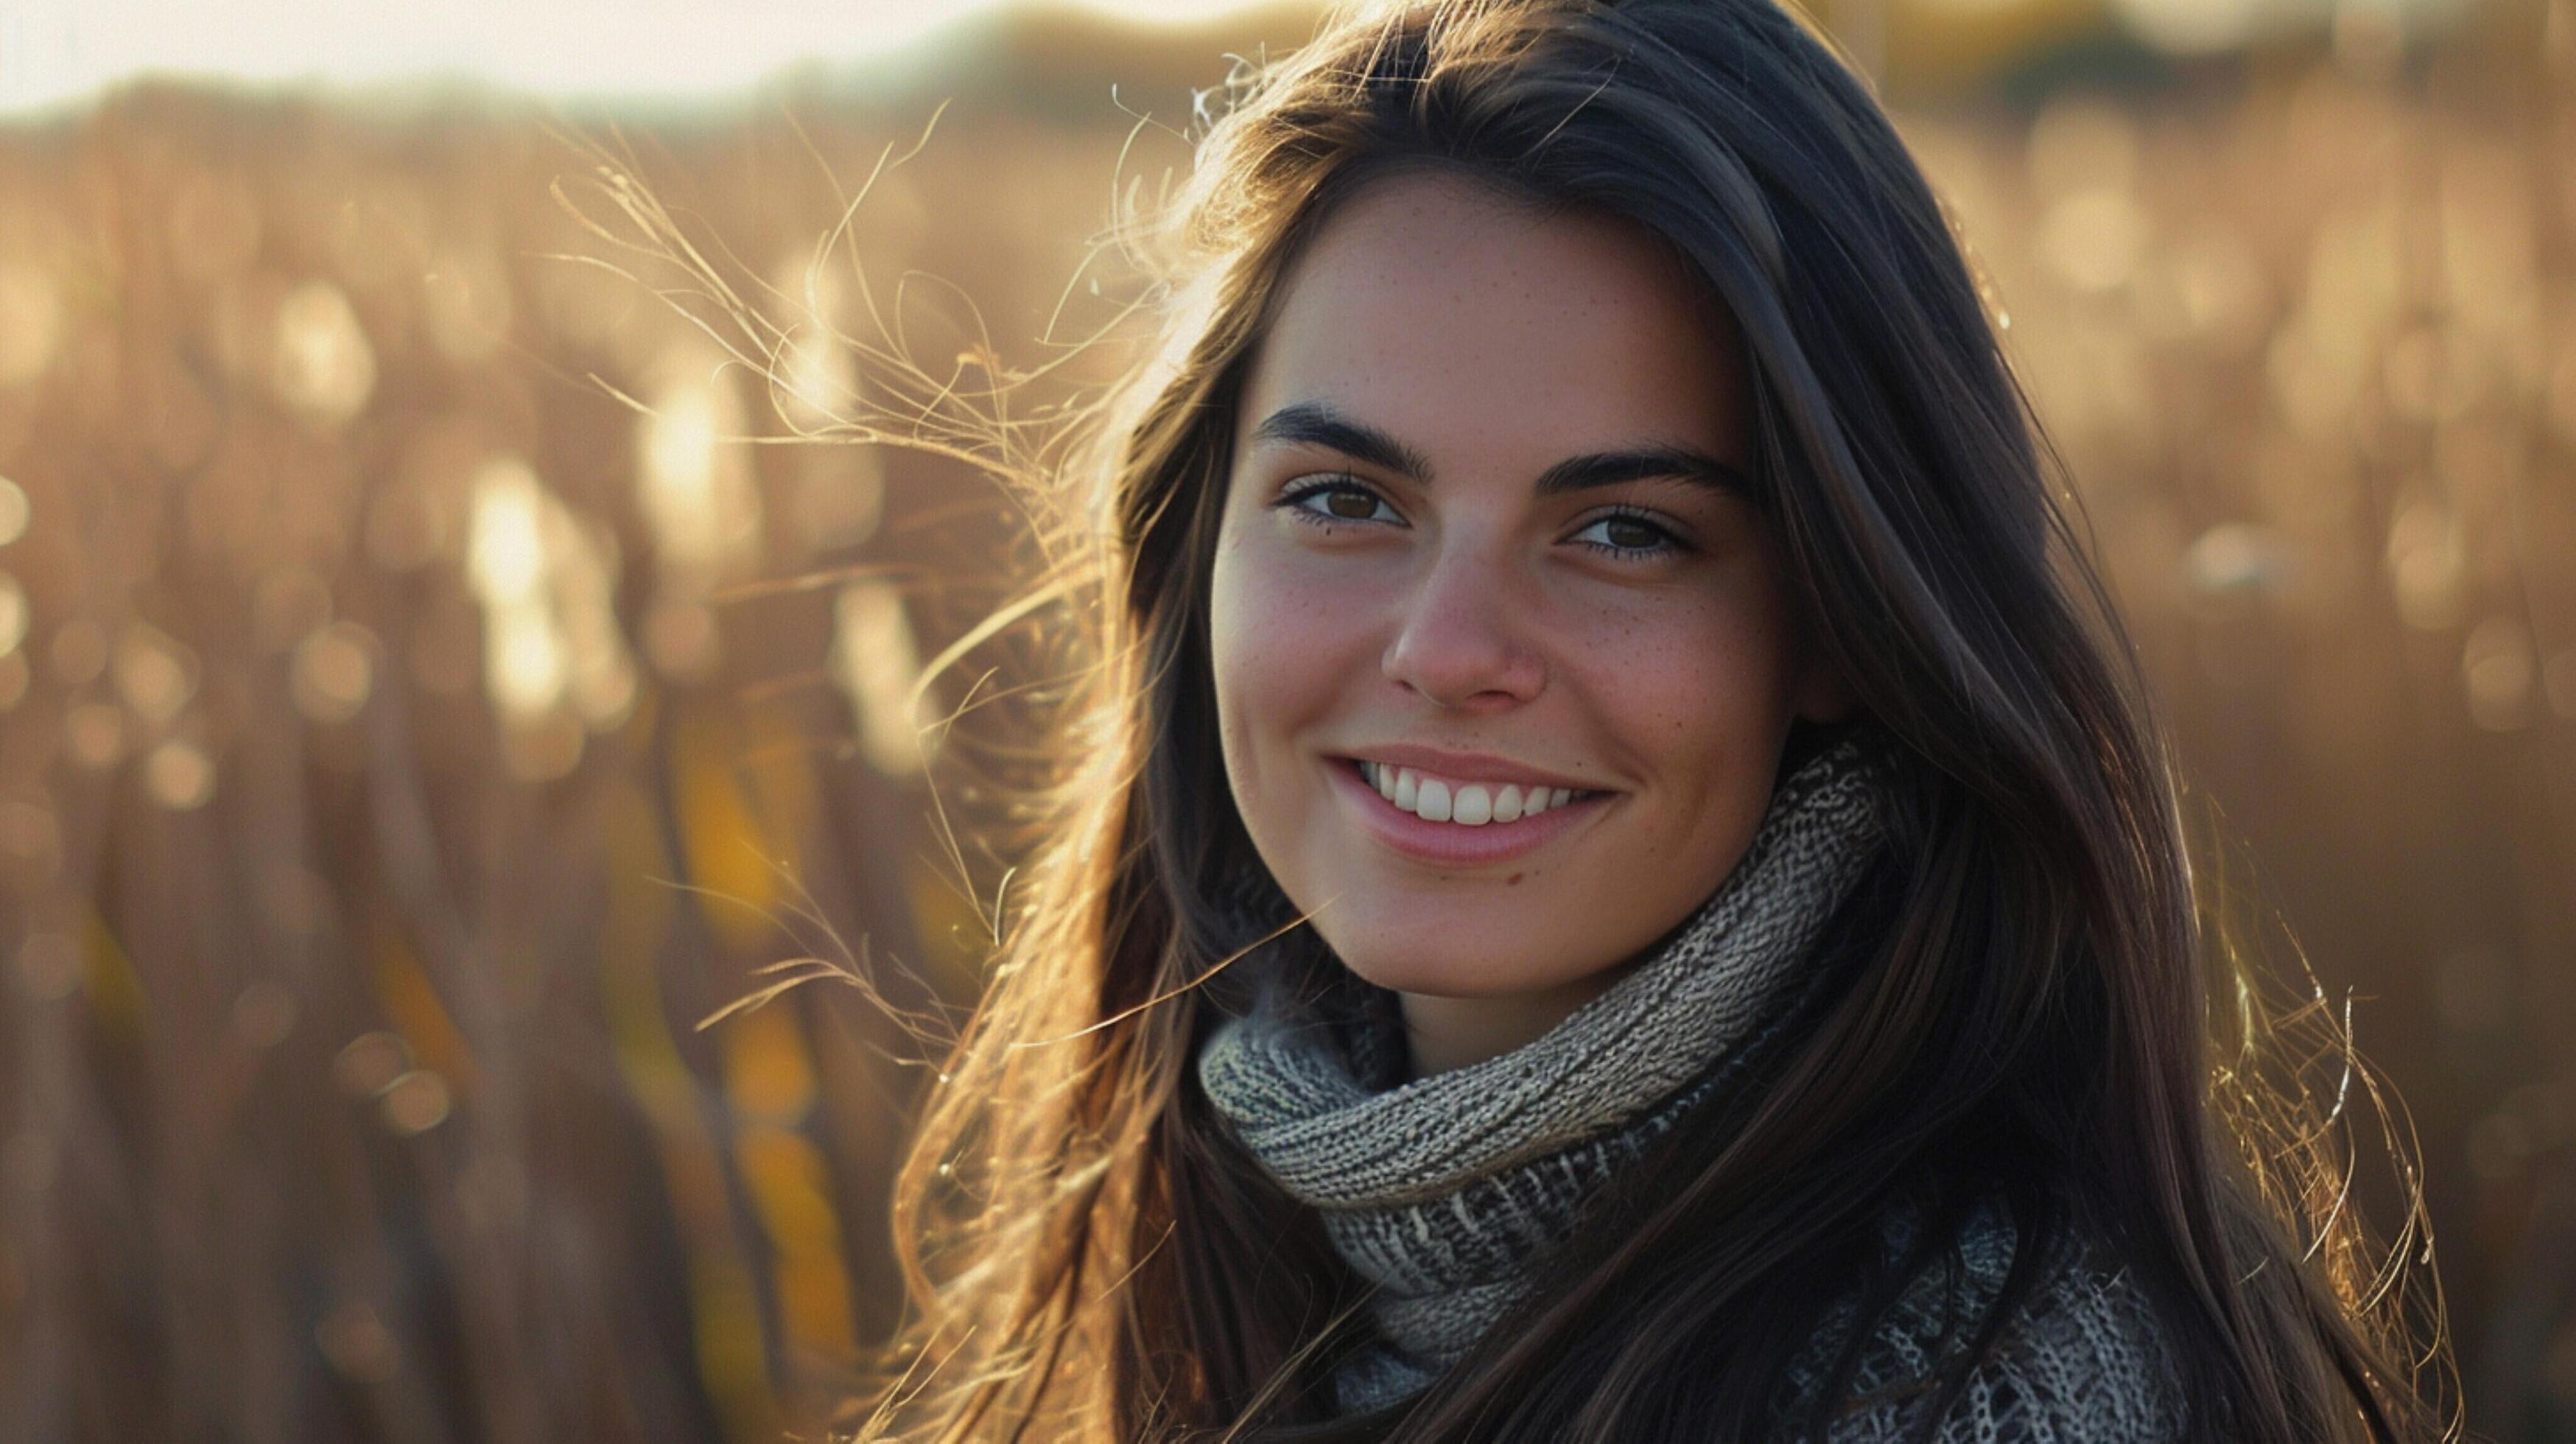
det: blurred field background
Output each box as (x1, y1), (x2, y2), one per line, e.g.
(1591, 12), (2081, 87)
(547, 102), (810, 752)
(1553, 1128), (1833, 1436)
(0, 0), (2570, 1437)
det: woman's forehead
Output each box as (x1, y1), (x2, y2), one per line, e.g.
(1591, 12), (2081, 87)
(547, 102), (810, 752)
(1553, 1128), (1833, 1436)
(1235, 169), (1749, 477)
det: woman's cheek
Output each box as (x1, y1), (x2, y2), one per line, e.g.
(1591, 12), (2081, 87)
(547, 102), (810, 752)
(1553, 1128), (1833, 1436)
(1210, 535), (1363, 782)
(1571, 590), (1789, 833)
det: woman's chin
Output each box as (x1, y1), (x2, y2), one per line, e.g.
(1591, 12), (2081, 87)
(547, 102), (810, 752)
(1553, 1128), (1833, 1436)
(1322, 936), (1575, 1002)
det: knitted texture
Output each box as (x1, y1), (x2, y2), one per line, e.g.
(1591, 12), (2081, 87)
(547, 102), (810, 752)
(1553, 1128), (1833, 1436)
(1198, 738), (1887, 1413)
(1194, 737), (2190, 1437)
(1786, 1205), (2189, 1442)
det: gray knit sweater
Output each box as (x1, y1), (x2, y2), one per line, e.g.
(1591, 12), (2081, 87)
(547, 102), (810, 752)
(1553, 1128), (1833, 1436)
(1196, 740), (2189, 1439)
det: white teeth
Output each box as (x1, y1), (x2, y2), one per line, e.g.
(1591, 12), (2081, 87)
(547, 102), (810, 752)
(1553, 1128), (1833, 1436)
(1415, 777), (1452, 822)
(1359, 761), (1596, 825)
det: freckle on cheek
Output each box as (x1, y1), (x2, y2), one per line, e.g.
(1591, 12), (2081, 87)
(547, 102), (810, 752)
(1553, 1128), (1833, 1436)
(1506, 873), (1523, 886)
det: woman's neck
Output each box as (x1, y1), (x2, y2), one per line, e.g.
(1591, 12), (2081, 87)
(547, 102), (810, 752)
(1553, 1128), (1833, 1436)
(1397, 958), (1649, 1077)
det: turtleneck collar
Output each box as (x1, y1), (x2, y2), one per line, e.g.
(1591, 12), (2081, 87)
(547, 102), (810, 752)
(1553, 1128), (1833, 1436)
(1194, 735), (1889, 1412)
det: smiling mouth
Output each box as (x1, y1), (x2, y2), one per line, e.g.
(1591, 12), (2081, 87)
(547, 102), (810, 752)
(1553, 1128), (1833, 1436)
(1349, 758), (1612, 826)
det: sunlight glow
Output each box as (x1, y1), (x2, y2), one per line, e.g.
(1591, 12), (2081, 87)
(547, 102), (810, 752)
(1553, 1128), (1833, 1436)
(0, 0), (1277, 117)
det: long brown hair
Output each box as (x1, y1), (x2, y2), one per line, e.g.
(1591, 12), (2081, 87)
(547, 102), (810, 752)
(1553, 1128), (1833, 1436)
(846, 0), (2452, 1437)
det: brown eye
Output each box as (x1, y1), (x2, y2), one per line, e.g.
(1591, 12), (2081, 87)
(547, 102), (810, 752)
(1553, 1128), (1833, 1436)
(1276, 477), (1397, 529)
(1568, 508), (1687, 560)
(1604, 516), (1661, 549)
(1325, 489), (1378, 520)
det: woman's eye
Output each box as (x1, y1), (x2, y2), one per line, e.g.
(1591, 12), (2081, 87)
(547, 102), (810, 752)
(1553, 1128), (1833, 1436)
(1279, 478), (1397, 528)
(1568, 511), (1684, 558)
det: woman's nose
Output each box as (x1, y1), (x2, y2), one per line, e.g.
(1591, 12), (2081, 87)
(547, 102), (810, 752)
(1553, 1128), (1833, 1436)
(1380, 548), (1545, 709)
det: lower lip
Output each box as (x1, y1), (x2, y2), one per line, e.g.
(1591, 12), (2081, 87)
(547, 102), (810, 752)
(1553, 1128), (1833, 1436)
(1327, 758), (1612, 868)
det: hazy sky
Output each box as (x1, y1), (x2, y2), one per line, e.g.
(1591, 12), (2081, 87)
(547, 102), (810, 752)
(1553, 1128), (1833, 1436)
(0, 0), (1268, 116)
(0, 0), (2481, 118)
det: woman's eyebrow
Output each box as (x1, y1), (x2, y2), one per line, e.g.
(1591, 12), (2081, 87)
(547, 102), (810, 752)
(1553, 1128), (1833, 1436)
(1531, 446), (1754, 500)
(1249, 402), (1436, 480)
(1246, 399), (1753, 498)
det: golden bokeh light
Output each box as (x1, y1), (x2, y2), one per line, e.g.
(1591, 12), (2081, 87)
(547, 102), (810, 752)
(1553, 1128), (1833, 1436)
(379, 1070), (455, 1135)
(831, 577), (933, 778)
(1, 1), (2566, 1436)
(639, 357), (764, 583)
(0, 475), (29, 546)
(0, 262), (64, 388)
(113, 623), (198, 728)
(0, 572), (27, 658)
(63, 701), (126, 770)
(334, 1031), (414, 1098)
(142, 738), (217, 810)
(292, 620), (377, 724)
(466, 455), (638, 737)
(272, 280), (379, 424)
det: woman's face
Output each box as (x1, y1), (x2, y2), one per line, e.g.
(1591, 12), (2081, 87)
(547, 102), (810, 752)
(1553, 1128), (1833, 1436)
(1209, 170), (1847, 1071)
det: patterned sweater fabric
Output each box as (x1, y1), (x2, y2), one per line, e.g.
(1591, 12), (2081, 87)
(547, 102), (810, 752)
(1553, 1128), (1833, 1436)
(1194, 739), (2190, 1438)
(1786, 1205), (2190, 1442)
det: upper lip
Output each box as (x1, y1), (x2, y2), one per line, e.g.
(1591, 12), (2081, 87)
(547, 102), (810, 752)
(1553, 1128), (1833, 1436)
(1333, 743), (1614, 793)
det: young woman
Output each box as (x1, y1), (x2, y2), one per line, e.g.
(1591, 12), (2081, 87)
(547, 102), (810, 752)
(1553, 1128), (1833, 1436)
(852, 0), (2449, 1437)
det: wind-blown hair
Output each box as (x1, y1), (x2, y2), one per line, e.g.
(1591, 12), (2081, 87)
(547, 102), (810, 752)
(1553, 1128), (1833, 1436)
(839, 0), (2452, 1437)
